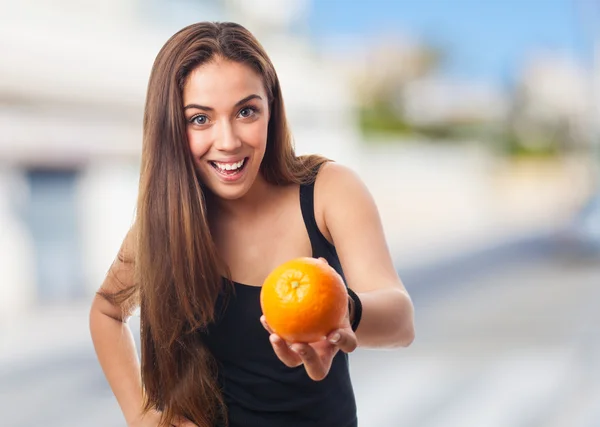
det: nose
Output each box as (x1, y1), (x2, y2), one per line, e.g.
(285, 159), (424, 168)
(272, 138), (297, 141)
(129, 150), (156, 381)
(214, 120), (242, 152)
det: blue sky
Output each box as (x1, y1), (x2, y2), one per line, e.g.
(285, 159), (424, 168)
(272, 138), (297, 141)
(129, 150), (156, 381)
(308, 0), (595, 84)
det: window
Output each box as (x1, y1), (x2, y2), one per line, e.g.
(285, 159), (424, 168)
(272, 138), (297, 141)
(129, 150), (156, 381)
(25, 169), (84, 302)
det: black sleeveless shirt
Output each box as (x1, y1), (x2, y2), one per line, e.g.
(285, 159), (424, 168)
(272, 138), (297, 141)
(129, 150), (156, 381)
(201, 180), (358, 427)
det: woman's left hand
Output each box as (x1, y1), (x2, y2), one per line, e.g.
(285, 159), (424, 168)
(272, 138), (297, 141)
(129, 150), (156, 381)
(260, 315), (357, 381)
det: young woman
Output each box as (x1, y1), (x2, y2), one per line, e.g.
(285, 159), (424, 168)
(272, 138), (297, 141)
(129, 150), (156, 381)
(89, 21), (414, 427)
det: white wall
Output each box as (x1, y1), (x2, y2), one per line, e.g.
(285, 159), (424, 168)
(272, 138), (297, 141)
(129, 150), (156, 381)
(76, 162), (140, 295)
(0, 169), (36, 323)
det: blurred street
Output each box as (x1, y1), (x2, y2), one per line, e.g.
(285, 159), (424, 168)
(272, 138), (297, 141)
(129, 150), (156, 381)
(1, 235), (599, 427)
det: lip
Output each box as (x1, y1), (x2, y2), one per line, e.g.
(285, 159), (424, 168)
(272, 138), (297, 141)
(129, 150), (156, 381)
(208, 156), (249, 183)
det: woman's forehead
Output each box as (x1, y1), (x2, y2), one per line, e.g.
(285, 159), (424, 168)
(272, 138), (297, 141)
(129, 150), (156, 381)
(183, 59), (266, 108)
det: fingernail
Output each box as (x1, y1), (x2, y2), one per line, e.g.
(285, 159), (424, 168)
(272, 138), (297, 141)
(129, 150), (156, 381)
(329, 333), (341, 343)
(269, 335), (277, 344)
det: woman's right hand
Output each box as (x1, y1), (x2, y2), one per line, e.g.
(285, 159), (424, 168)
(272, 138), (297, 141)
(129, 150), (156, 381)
(169, 415), (199, 427)
(127, 409), (163, 427)
(128, 409), (198, 427)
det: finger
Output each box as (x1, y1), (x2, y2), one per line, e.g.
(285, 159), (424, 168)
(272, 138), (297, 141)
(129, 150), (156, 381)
(291, 343), (329, 381)
(317, 257), (329, 265)
(171, 415), (199, 426)
(327, 329), (358, 354)
(260, 315), (274, 334)
(270, 334), (303, 367)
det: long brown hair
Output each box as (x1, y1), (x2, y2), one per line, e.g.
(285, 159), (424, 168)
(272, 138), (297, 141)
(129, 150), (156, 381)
(100, 22), (328, 427)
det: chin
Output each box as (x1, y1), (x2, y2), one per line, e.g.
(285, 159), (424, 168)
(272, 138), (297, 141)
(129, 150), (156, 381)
(211, 186), (251, 200)
(198, 170), (258, 201)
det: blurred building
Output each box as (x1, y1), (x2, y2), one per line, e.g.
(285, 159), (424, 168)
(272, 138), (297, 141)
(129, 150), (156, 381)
(321, 32), (509, 129)
(0, 0), (360, 315)
(510, 52), (593, 151)
(401, 77), (509, 126)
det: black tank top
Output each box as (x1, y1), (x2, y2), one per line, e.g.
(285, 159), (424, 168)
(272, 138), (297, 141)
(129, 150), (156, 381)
(202, 180), (358, 427)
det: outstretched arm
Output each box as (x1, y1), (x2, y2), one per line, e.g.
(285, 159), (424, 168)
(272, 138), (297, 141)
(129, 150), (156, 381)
(261, 162), (415, 380)
(318, 162), (415, 348)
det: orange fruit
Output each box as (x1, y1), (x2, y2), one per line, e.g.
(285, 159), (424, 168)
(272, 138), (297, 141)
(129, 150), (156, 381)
(260, 257), (348, 343)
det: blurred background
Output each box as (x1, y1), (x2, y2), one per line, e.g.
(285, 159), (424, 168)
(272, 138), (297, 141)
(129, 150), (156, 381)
(1, 0), (600, 426)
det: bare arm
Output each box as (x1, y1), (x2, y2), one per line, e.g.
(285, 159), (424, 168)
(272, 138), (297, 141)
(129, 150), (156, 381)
(261, 163), (415, 380)
(318, 162), (415, 348)
(89, 226), (160, 426)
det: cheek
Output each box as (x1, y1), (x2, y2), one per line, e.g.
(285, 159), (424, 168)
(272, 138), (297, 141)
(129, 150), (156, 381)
(239, 120), (268, 150)
(187, 130), (212, 159)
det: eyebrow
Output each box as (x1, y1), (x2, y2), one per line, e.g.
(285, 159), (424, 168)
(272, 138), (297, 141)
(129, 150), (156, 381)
(183, 94), (263, 112)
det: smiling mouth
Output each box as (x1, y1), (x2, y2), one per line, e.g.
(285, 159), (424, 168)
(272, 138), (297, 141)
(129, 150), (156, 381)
(209, 157), (249, 176)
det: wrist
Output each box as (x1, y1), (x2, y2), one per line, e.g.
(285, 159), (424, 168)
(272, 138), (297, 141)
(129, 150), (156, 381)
(346, 288), (362, 332)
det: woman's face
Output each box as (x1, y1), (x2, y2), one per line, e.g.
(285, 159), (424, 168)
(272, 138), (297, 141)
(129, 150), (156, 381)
(183, 58), (270, 200)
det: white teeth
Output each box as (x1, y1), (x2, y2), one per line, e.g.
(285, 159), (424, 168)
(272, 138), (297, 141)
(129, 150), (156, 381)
(213, 158), (245, 171)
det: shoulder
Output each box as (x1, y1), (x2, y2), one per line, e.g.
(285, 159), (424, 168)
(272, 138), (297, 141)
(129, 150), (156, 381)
(118, 222), (138, 262)
(315, 161), (374, 208)
(315, 161), (365, 189)
(313, 161), (379, 241)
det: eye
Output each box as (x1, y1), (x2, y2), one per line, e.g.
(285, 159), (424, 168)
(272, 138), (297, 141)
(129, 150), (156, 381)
(190, 114), (208, 126)
(238, 106), (257, 119)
